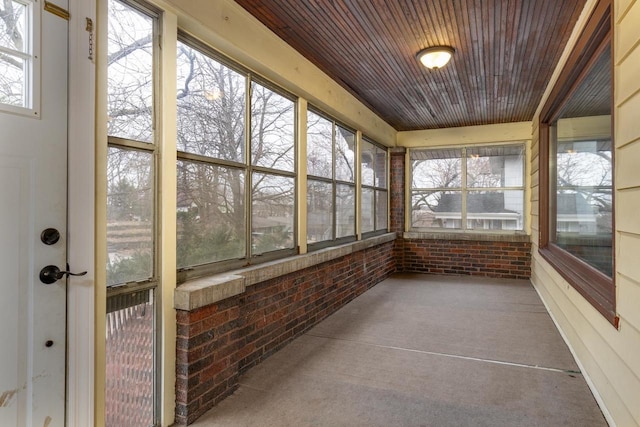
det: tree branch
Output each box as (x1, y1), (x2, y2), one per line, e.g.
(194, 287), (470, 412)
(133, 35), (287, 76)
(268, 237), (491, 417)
(1, 0), (24, 52)
(108, 34), (152, 66)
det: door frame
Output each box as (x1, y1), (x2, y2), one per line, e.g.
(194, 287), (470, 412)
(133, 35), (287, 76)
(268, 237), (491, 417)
(66, 0), (96, 425)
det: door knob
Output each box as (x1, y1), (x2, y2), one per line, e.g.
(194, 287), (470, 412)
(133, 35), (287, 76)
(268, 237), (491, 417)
(39, 264), (87, 284)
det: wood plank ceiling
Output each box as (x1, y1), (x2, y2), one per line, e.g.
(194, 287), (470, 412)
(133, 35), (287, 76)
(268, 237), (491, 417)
(233, 0), (588, 131)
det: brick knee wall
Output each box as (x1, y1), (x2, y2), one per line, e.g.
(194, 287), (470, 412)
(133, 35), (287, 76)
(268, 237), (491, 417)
(175, 296), (241, 425)
(175, 241), (396, 425)
(175, 236), (531, 424)
(400, 237), (531, 279)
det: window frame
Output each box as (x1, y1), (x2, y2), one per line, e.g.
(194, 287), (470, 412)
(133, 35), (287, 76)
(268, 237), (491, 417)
(106, 0), (160, 291)
(176, 32), (298, 282)
(538, 0), (617, 327)
(105, 0), (162, 424)
(409, 143), (526, 233)
(361, 136), (389, 237)
(306, 106), (358, 250)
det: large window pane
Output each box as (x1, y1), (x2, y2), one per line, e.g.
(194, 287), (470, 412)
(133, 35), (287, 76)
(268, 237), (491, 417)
(466, 190), (524, 231)
(411, 145), (524, 232)
(107, 147), (154, 286)
(251, 82), (295, 172)
(105, 290), (155, 427)
(177, 36), (296, 271)
(548, 41), (613, 278)
(177, 160), (245, 268)
(107, 0), (154, 143)
(252, 173), (294, 255)
(411, 149), (462, 189)
(309, 112), (374, 245)
(467, 145), (524, 187)
(335, 126), (355, 182)
(554, 137), (612, 276)
(375, 146), (387, 188)
(361, 140), (375, 187)
(0, 1), (26, 53)
(361, 188), (374, 233)
(0, 55), (24, 107)
(307, 111), (333, 178)
(336, 184), (355, 238)
(376, 190), (388, 231)
(307, 180), (332, 243)
(176, 42), (246, 162)
(361, 139), (388, 236)
(412, 191), (462, 229)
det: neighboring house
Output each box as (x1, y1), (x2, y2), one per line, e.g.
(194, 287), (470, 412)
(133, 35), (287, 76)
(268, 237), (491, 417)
(431, 192), (598, 233)
(556, 192), (598, 233)
(252, 216), (293, 239)
(423, 153), (525, 230)
(433, 192), (521, 230)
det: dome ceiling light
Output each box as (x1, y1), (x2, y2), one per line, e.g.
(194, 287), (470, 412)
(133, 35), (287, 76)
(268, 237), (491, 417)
(416, 46), (455, 69)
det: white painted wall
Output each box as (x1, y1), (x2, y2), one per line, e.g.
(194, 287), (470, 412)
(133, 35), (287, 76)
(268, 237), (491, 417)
(397, 121), (532, 148)
(530, 1), (640, 426)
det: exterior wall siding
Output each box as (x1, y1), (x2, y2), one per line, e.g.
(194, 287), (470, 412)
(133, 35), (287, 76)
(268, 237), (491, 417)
(529, 1), (640, 426)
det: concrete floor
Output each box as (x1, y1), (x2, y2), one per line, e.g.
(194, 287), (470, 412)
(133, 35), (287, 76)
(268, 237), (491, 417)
(190, 273), (607, 427)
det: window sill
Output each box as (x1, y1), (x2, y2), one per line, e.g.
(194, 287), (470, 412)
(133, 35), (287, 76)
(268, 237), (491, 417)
(403, 230), (530, 243)
(539, 245), (618, 328)
(174, 232), (397, 311)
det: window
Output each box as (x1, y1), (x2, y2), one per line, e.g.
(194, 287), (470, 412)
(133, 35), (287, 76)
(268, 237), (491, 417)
(176, 35), (296, 278)
(361, 138), (388, 235)
(0, 0), (38, 114)
(307, 109), (356, 247)
(107, 0), (156, 285)
(106, 0), (159, 424)
(410, 145), (525, 231)
(539, 0), (615, 325)
(552, 134), (612, 274)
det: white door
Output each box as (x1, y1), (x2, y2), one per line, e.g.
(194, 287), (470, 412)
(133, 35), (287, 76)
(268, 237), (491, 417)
(0, 0), (69, 426)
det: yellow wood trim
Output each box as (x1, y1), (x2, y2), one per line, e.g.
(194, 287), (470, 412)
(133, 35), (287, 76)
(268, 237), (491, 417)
(44, 1), (70, 20)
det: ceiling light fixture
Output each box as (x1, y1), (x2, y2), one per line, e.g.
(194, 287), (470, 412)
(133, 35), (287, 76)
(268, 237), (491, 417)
(416, 46), (455, 69)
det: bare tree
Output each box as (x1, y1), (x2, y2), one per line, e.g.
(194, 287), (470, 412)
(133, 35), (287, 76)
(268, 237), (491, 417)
(0, 0), (26, 105)
(175, 41), (296, 266)
(411, 157), (461, 212)
(557, 142), (612, 213)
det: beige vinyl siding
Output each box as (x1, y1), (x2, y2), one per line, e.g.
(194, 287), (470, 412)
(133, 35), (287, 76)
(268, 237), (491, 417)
(530, 1), (640, 426)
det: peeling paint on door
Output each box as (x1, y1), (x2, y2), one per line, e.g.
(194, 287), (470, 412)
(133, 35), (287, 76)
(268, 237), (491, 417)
(0, 389), (18, 407)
